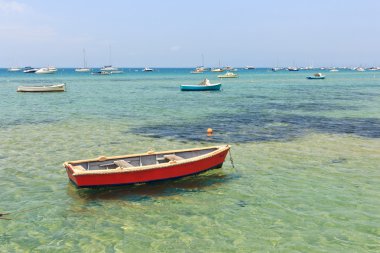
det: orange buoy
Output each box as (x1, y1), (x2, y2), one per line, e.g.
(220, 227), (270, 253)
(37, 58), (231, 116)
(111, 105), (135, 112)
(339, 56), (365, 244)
(207, 128), (213, 135)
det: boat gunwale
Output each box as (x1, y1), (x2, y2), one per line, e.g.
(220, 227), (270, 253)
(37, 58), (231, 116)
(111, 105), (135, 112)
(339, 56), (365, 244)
(17, 83), (65, 88)
(180, 83), (221, 88)
(64, 145), (230, 176)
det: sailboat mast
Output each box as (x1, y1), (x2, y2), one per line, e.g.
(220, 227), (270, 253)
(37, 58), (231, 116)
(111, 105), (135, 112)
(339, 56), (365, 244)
(108, 45), (112, 66)
(83, 48), (87, 68)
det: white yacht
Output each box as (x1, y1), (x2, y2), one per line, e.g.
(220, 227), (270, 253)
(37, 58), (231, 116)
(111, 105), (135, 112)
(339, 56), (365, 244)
(36, 67), (57, 74)
(23, 67), (39, 73)
(211, 68), (224, 72)
(8, 67), (22, 72)
(356, 67), (365, 72)
(75, 68), (91, 73)
(100, 65), (119, 71)
(143, 67), (154, 72)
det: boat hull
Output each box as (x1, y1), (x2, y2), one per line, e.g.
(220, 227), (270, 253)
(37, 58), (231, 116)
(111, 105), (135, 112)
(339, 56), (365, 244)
(180, 83), (221, 91)
(23, 69), (38, 73)
(17, 84), (65, 92)
(75, 68), (91, 72)
(306, 76), (325, 79)
(217, 75), (238, 78)
(64, 146), (230, 187)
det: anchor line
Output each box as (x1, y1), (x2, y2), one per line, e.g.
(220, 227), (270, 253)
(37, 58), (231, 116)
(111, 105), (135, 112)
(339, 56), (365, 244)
(228, 147), (237, 172)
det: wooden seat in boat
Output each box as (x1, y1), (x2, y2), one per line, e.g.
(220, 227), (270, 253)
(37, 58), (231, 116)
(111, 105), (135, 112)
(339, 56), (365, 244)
(163, 154), (184, 162)
(114, 160), (134, 168)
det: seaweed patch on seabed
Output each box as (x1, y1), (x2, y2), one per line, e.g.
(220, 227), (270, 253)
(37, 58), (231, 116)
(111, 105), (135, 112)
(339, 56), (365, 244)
(131, 112), (380, 143)
(0, 233), (11, 244)
(0, 118), (60, 128)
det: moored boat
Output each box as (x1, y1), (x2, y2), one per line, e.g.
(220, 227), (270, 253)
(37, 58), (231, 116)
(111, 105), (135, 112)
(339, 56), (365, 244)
(217, 71), (238, 78)
(64, 145), (230, 187)
(180, 78), (221, 91)
(101, 65), (118, 71)
(110, 70), (124, 74)
(191, 69), (204, 74)
(211, 68), (224, 72)
(75, 49), (91, 72)
(306, 73), (326, 79)
(36, 67), (57, 74)
(75, 68), (91, 72)
(23, 66), (39, 73)
(191, 66), (206, 74)
(224, 66), (237, 71)
(355, 67), (365, 72)
(8, 67), (22, 72)
(91, 71), (111, 75)
(17, 83), (65, 92)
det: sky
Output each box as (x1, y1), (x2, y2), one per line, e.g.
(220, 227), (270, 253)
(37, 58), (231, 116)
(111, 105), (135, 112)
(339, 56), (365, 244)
(0, 0), (379, 68)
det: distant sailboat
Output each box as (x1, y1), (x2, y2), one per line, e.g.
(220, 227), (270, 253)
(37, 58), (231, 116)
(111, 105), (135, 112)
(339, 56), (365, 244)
(75, 49), (91, 72)
(211, 60), (224, 72)
(100, 45), (122, 73)
(191, 54), (209, 73)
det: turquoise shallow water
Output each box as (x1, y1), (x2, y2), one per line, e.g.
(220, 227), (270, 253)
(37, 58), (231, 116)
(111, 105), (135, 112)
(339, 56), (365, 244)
(0, 68), (379, 252)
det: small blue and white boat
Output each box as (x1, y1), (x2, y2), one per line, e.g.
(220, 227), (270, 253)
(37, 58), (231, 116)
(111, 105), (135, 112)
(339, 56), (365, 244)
(306, 73), (326, 79)
(180, 79), (221, 91)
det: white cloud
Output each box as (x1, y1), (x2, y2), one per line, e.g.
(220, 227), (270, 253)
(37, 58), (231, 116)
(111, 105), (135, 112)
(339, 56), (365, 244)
(0, 0), (27, 13)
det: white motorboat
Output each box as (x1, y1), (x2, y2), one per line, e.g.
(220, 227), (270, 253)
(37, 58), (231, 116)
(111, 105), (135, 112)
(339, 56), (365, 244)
(91, 71), (111, 75)
(224, 66), (237, 71)
(217, 71), (238, 78)
(75, 68), (91, 72)
(36, 67), (57, 74)
(17, 83), (65, 92)
(110, 70), (123, 74)
(100, 65), (119, 71)
(48, 66), (57, 72)
(356, 67), (365, 72)
(8, 67), (22, 72)
(307, 73), (326, 79)
(23, 67), (39, 73)
(143, 67), (154, 72)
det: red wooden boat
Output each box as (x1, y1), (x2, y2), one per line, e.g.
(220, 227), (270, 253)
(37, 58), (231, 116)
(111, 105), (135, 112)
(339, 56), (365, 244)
(63, 145), (230, 187)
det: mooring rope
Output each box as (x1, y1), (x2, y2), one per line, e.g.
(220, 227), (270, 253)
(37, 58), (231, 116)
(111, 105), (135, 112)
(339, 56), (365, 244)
(229, 147), (237, 173)
(0, 204), (52, 221)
